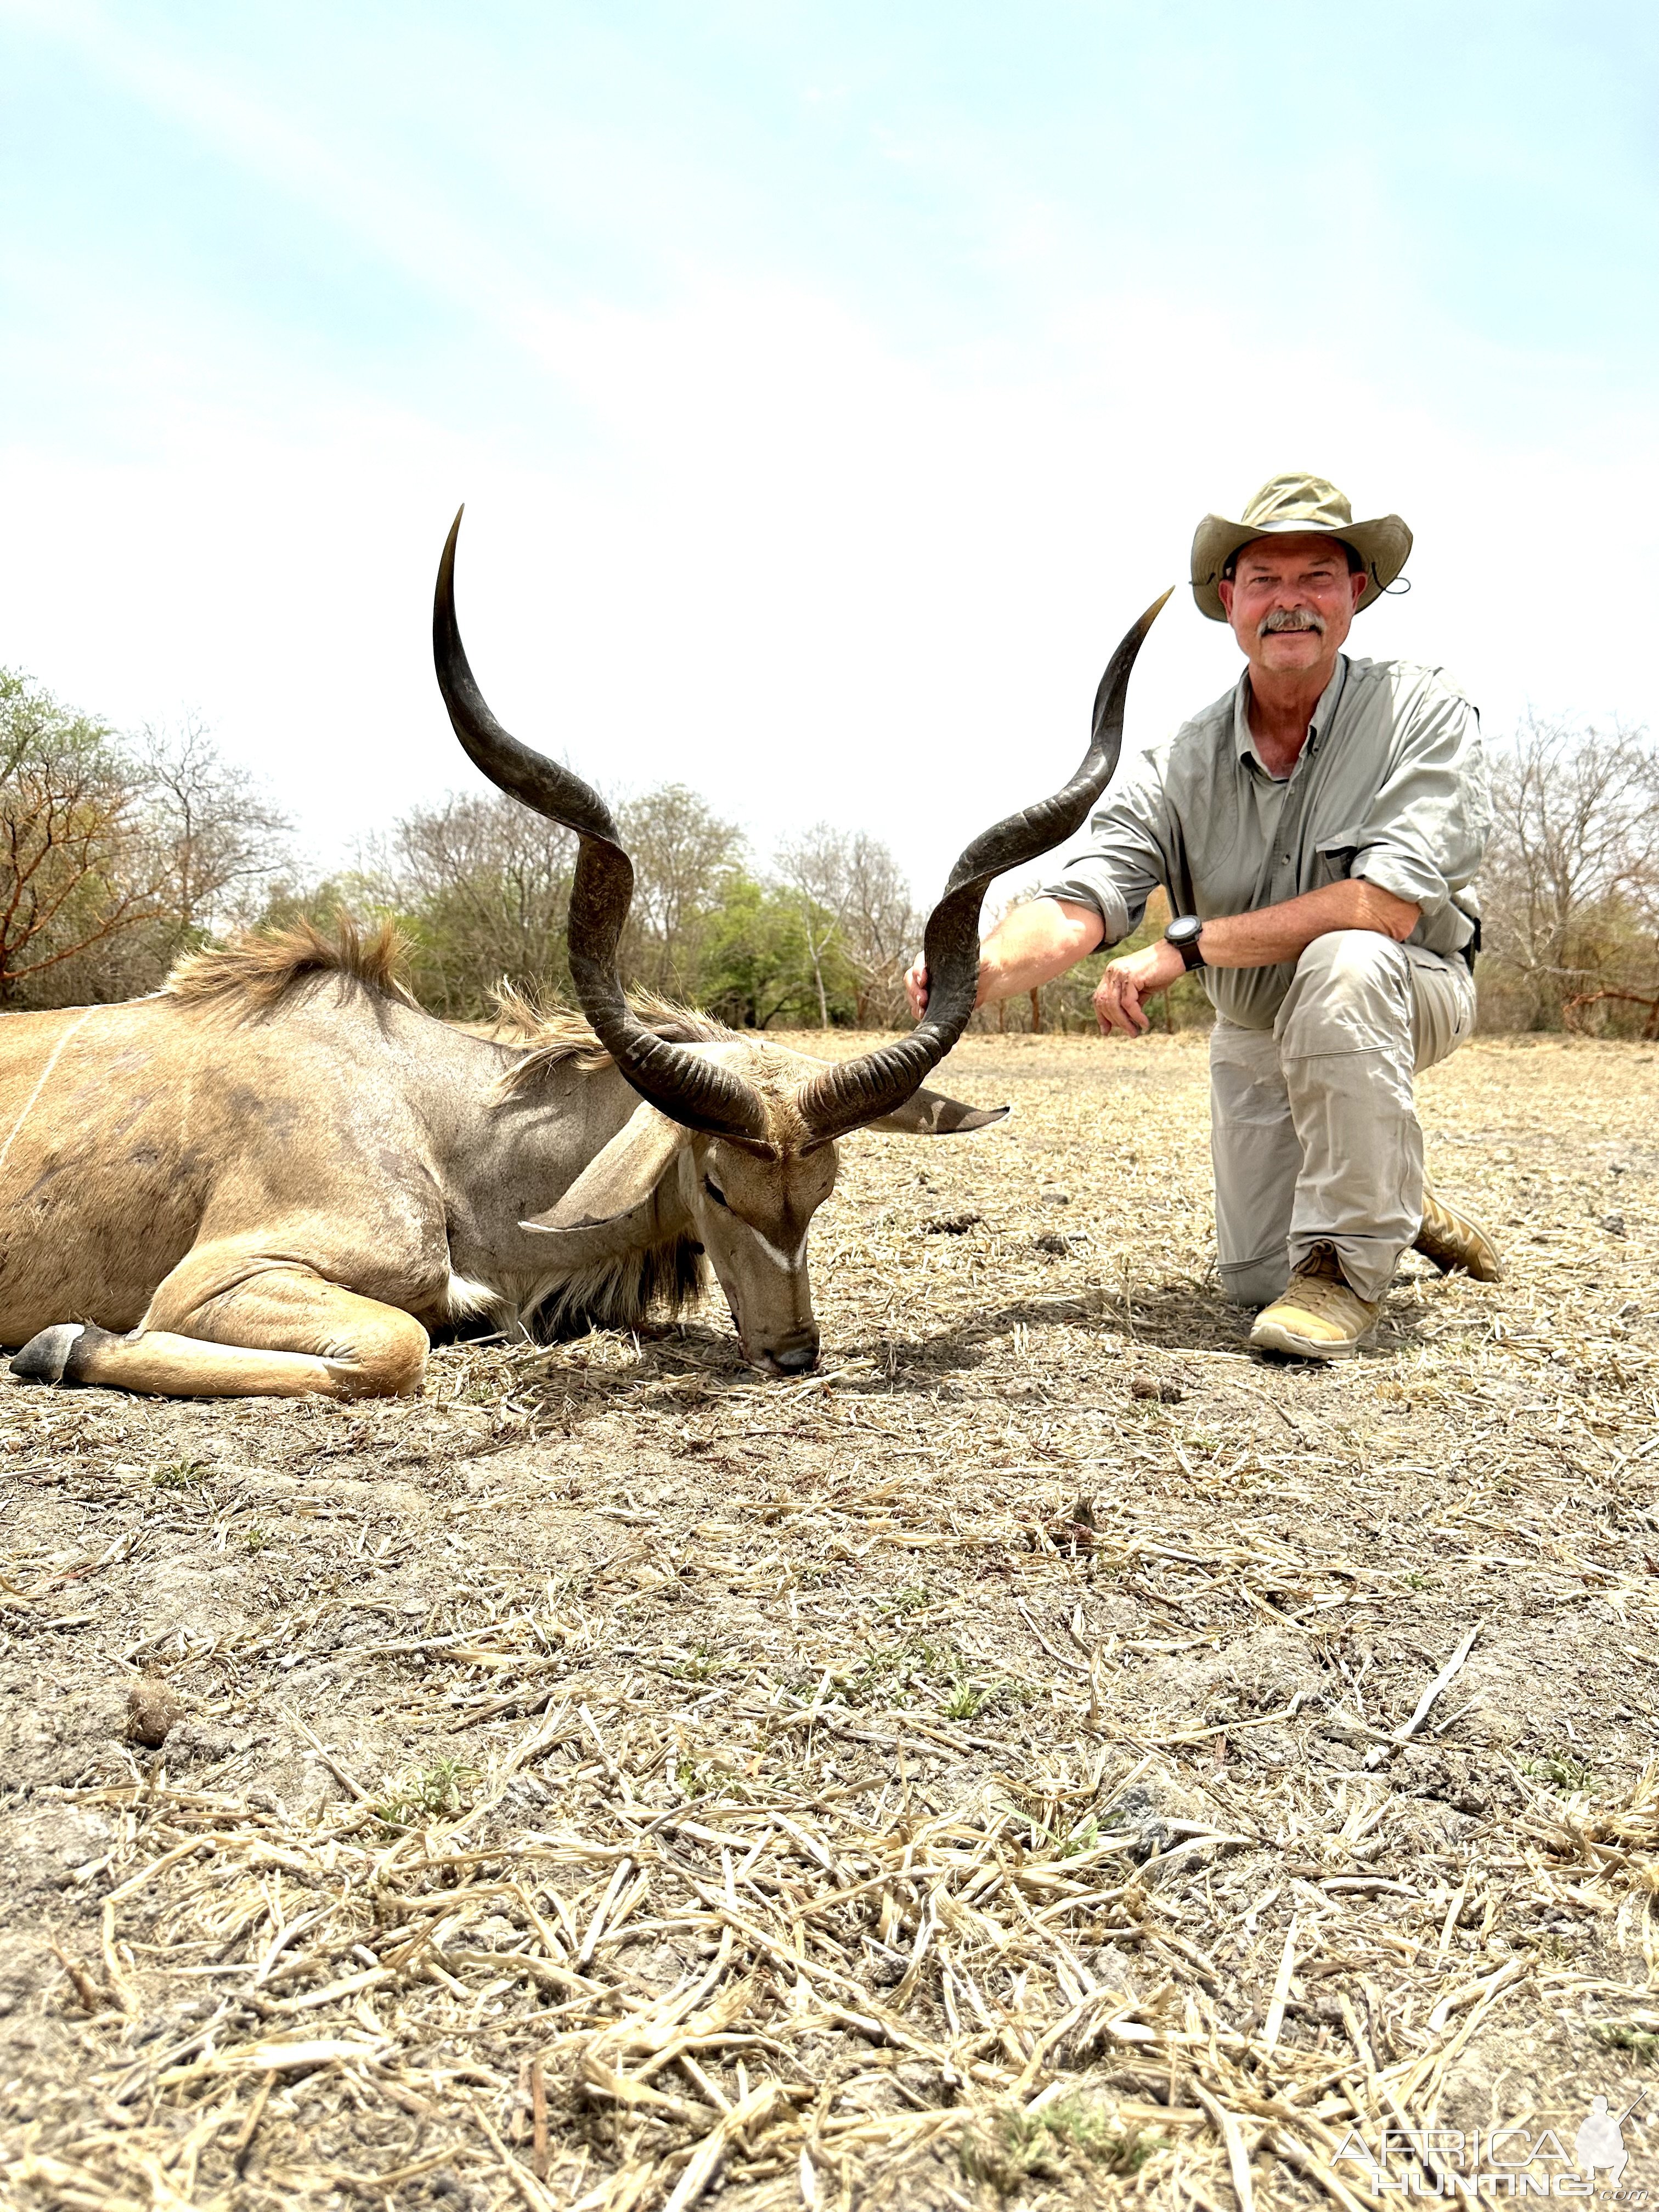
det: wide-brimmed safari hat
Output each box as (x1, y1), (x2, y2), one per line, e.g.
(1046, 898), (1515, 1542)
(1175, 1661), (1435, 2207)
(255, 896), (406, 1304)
(1190, 472), (1412, 622)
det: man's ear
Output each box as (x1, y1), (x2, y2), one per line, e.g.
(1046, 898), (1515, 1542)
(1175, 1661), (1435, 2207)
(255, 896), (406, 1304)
(865, 1086), (1011, 1137)
(522, 1102), (688, 1233)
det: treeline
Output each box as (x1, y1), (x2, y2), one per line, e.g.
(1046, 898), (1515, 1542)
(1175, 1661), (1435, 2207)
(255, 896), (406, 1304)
(4, 667), (1656, 1036)
(290, 787), (921, 1029)
(0, 666), (918, 1027)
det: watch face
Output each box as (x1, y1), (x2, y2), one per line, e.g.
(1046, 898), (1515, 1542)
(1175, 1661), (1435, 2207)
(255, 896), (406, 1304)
(1167, 916), (1202, 946)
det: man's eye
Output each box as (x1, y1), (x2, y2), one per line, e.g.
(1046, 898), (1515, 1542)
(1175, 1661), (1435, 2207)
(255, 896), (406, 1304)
(704, 1179), (730, 1210)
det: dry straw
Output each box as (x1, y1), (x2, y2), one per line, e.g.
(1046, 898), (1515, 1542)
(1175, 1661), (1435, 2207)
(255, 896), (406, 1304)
(3, 1032), (1658, 2208)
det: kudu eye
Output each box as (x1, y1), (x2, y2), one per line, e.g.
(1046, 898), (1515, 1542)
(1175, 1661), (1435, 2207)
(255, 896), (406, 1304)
(704, 1178), (730, 1210)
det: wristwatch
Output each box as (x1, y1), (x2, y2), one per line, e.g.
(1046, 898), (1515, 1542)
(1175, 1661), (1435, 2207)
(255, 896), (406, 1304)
(1164, 915), (1206, 970)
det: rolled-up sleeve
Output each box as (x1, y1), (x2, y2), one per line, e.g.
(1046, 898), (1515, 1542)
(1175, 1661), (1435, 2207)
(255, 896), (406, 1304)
(1348, 676), (1491, 923)
(1033, 752), (1170, 948)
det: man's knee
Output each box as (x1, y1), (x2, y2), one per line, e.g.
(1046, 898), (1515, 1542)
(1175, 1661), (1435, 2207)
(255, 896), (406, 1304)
(1278, 929), (1409, 1053)
(1295, 928), (1406, 990)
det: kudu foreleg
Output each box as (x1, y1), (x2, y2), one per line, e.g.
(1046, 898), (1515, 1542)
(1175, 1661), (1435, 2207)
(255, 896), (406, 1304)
(12, 1323), (364, 1398)
(11, 1257), (429, 1401)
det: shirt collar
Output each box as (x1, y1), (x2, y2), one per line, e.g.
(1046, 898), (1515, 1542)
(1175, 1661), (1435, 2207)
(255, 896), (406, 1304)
(1234, 656), (1350, 775)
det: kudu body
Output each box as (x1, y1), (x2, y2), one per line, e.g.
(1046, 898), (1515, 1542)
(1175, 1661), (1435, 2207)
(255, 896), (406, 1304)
(2, 516), (1164, 1400)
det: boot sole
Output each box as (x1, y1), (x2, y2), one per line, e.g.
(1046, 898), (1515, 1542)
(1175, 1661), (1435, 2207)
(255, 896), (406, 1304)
(1249, 1316), (1364, 1361)
(1416, 1199), (1503, 1282)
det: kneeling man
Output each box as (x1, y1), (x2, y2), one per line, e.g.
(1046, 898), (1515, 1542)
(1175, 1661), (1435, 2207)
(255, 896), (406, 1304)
(910, 472), (1499, 1360)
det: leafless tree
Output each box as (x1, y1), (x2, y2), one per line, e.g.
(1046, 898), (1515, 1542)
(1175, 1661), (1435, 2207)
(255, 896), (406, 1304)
(774, 825), (854, 1028)
(615, 784), (747, 995)
(1481, 712), (1659, 1028)
(390, 791), (575, 1016)
(136, 716), (291, 945)
(774, 825), (918, 1028)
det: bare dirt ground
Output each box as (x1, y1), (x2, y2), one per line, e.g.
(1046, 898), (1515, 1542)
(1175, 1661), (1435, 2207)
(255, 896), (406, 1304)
(3, 1031), (1657, 2212)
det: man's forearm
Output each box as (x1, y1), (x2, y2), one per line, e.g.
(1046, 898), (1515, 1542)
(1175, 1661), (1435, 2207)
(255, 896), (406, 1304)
(975, 898), (1104, 1006)
(958, 882), (1416, 1020)
(1197, 880), (1419, 969)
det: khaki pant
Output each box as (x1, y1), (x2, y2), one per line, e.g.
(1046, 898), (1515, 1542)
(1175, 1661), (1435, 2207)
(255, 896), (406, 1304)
(1209, 930), (1476, 1308)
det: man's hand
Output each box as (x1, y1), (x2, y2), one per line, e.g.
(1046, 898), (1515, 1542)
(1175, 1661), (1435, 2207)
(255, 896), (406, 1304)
(906, 897), (1105, 1022)
(909, 884), (1419, 1031)
(1093, 938), (1186, 1037)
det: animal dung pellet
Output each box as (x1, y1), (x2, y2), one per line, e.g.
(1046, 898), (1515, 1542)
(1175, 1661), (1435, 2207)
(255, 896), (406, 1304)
(1039, 1183), (1071, 1204)
(126, 1678), (184, 1748)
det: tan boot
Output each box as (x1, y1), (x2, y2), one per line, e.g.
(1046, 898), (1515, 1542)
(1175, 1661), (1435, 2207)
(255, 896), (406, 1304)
(1250, 1243), (1381, 1362)
(1414, 1183), (1503, 1281)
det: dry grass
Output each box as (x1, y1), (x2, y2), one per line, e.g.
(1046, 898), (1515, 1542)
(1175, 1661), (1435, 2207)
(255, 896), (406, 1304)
(3, 1031), (1657, 2210)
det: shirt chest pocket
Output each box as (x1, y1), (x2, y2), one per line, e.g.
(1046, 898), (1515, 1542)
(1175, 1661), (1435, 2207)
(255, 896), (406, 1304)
(1313, 830), (1363, 888)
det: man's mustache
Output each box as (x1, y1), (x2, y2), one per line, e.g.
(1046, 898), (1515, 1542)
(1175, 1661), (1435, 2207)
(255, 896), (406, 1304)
(1259, 606), (1326, 637)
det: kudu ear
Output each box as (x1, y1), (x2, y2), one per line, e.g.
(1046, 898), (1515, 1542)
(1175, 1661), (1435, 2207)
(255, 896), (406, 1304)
(522, 1102), (688, 1234)
(864, 1087), (1011, 1137)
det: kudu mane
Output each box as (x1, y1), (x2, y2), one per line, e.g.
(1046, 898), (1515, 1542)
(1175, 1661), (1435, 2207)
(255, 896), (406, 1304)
(489, 985), (815, 1141)
(488, 983), (738, 1088)
(166, 917), (421, 1013)
(165, 923), (731, 1087)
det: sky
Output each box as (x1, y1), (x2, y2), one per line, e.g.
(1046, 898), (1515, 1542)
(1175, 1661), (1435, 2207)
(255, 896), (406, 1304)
(2, 1), (1656, 905)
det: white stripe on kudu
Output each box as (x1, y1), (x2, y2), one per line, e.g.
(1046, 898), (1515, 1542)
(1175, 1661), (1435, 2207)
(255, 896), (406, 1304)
(0, 1006), (98, 1177)
(751, 1229), (808, 1272)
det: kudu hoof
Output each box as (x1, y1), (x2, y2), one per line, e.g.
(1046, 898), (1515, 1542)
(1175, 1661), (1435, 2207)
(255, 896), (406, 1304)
(11, 1323), (100, 1385)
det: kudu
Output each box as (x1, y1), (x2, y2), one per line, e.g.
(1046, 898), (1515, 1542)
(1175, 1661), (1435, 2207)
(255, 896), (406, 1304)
(1, 515), (1165, 1399)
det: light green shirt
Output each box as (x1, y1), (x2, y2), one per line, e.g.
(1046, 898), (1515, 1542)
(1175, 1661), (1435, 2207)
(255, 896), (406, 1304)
(1036, 654), (1492, 1031)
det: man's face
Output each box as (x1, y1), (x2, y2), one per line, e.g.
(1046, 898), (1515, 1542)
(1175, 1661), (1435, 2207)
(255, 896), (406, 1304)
(1217, 533), (1367, 679)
